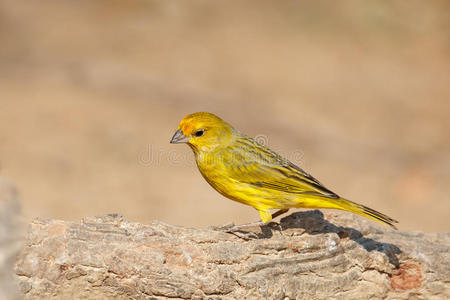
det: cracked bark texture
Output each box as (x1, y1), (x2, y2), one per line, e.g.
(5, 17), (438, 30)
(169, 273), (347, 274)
(15, 211), (449, 299)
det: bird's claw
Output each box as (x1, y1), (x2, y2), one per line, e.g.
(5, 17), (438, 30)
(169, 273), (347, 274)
(228, 230), (259, 240)
(212, 223), (262, 240)
(211, 223), (236, 232)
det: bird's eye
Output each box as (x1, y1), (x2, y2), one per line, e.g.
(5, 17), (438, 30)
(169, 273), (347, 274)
(194, 129), (204, 137)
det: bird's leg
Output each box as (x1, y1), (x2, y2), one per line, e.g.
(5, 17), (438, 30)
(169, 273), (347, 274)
(271, 208), (289, 220)
(225, 220), (266, 232)
(222, 209), (290, 232)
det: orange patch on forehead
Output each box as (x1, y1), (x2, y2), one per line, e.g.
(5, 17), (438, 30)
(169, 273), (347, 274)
(179, 121), (196, 136)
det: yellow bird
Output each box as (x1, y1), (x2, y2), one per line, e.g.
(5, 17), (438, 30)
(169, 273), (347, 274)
(170, 112), (398, 229)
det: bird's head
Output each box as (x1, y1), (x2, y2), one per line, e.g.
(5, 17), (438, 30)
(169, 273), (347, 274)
(170, 112), (235, 153)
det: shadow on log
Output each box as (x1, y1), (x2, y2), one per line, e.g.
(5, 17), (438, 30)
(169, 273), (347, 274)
(15, 211), (450, 299)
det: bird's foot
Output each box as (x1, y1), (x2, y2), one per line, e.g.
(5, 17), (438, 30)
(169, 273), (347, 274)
(213, 221), (269, 240)
(228, 230), (259, 240)
(211, 222), (236, 232)
(214, 221), (264, 232)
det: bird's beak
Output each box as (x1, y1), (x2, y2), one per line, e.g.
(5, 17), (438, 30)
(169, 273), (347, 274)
(170, 129), (189, 144)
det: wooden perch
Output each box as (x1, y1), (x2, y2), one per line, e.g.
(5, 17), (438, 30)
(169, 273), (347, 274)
(15, 211), (450, 299)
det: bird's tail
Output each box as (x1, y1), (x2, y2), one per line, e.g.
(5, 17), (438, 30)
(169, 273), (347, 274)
(327, 197), (398, 229)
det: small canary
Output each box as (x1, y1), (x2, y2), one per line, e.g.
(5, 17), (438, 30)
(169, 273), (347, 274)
(170, 112), (398, 229)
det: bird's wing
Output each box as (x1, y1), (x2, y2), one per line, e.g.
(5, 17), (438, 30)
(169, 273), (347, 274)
(225, 137), (339, 199)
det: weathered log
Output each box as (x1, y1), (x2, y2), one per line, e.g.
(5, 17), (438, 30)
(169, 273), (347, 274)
(15, 210), (449, 299)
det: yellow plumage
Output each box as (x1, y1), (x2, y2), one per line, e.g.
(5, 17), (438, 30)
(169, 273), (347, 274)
(170, 112), (398, 229)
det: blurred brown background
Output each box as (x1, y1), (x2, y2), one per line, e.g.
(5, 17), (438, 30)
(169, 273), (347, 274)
(1, 1), (449, 232)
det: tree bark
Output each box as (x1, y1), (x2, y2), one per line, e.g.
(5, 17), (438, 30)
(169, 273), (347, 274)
(15, 210), (449, 299)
